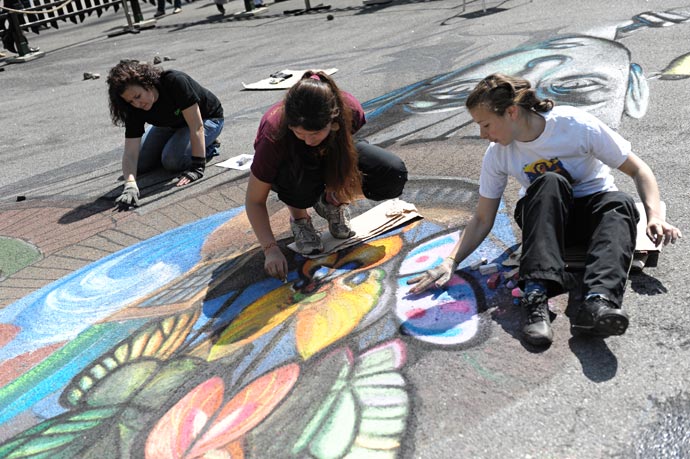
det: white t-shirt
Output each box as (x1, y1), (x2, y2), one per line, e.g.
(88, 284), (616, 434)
(478, 105), (631, 199)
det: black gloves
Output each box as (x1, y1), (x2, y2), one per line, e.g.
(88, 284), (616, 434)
(179, 156), (206, 183)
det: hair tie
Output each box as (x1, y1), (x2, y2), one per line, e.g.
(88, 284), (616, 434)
(309, 74), (321, 81)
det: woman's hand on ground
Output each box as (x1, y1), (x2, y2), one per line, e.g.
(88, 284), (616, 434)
(177, 157), (206, 187)
(114, 181), (139, 211)
(647, 216), (682, 246)
(406, 257), (457, 294)
(264, 245), (288, 281)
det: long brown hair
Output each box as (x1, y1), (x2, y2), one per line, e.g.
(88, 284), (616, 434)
(278, 70), (362, 202)
(106, 59), (163, 126)
(465, 73), (554, 115)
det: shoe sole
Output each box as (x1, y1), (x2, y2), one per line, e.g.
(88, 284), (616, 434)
(571, 309), (629, 337)
(332, 230), (355, 239)
(523, 334), (553, 347)
(299, 247), (323, 255)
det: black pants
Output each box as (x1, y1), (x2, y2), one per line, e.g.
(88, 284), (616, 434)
(514, 172), (639, 307)
(272, 140), (408, 209)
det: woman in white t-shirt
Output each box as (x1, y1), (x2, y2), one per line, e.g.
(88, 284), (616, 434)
(408, 73), (681, 347)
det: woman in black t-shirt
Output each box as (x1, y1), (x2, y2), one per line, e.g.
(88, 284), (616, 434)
(107, 60), (224, 209)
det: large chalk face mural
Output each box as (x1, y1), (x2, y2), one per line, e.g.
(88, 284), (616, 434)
(360, 6), (690, 149)
(361, 35), (648, 149)
(2, 6), (690, 458)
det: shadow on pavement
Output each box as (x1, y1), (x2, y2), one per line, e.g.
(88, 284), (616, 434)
(629, 270), (667, 296)
(58, 169), (179, 223)
(568, 336), (618, 382)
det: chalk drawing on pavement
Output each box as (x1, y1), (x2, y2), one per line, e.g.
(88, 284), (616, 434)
(0, 237), (41, 280)
(0, 178), (518, 457)
(361, 6), (690, 151)
(360, 34), (648, 148)
(4, 6), (689, 456)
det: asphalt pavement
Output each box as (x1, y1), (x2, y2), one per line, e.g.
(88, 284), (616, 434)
(1, 0), (690, 457)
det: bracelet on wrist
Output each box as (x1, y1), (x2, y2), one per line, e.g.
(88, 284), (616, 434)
(446, 256), (458, 264)
(262, 241), (278, 252)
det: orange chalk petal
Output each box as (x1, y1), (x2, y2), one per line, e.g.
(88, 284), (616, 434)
(189, 364), (299, 456)
(145, 376), (224, 459)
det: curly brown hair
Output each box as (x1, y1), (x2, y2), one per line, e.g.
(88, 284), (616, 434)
(277, 70), (362, 202)
(106, 59), (163, 126)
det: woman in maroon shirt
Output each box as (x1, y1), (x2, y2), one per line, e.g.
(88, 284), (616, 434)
(246, 70), (408, 280)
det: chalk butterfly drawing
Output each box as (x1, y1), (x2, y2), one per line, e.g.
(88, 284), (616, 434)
(1, 185), (518, 457)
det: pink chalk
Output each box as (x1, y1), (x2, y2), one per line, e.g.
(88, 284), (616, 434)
(487, 272), (502, 289)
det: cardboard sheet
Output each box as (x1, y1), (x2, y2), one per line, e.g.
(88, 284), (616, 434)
(635, 201), (666, 252)
(242, 68), (338, 90)
(288, 199), (422, 257)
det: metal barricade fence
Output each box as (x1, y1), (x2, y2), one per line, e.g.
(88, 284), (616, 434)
(0, 0), (139, 58)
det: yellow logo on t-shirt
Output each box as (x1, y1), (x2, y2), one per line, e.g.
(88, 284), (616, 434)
(523, 158), (573, 183)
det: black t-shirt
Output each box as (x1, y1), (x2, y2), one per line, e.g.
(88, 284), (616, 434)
(124, 70), (224, 138)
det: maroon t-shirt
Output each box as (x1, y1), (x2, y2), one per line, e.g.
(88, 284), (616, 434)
(251, 91), (366, 184)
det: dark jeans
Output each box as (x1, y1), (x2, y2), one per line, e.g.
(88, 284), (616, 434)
(137, 118), (224, 173)
(157, 0), (181, 11)
(272, 140), (408, 209)
(514, 172), (639, 307)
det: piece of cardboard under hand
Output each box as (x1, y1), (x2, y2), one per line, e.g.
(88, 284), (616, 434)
(288, 199), (422, 257)
(242, 68), (338, 90)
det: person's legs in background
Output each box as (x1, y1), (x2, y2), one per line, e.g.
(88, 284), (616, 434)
(138, 125), (175, 173)
(154, 0), (166, 16)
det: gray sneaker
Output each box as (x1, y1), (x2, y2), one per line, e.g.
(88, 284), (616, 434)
(313, 193), (355, 239)
(290, 218), (323, 255)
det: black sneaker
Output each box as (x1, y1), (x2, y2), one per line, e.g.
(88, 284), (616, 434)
(520, 290), (553, 346)
(571, 296), (629, 337)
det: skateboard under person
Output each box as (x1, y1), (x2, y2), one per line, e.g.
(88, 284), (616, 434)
(407, 73), (681, 347)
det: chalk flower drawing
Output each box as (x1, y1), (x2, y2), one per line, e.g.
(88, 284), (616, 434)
(145, 365), (299, 458)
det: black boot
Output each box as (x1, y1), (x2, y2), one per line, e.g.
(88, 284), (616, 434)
(571, 296), (629, 337)
(520, 290), (553, 346)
